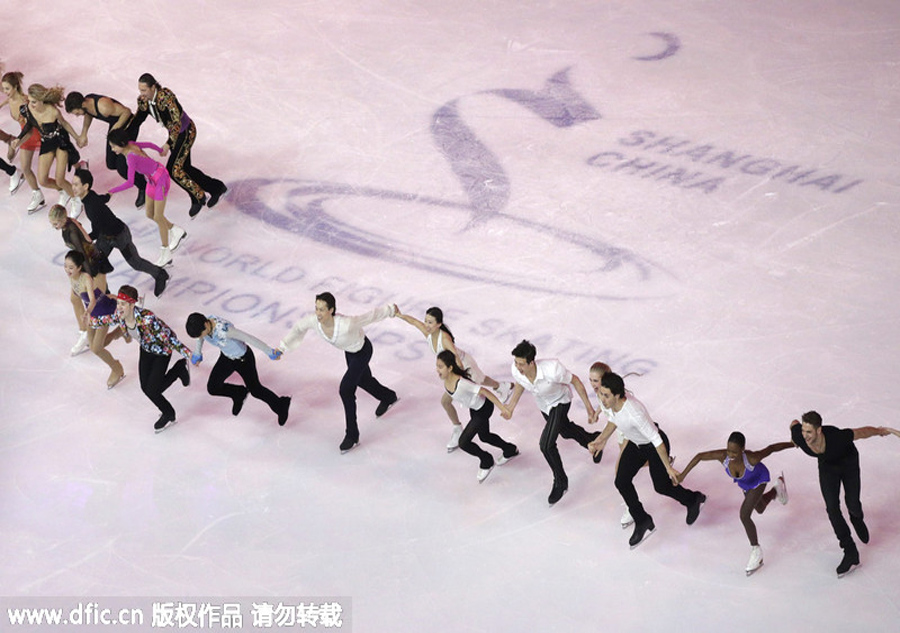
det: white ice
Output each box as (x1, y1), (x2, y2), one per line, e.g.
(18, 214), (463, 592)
(2, 1), (900, 631)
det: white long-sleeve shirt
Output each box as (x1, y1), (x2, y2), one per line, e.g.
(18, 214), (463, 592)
(279, 304), (396, 353)
(604, 394), (663, 448)
(510, 358), (572, 414)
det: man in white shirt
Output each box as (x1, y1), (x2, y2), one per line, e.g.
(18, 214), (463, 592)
(503, 340), (601, 506)
(588, 372), (706, 548)
(279, 292), (399, 453)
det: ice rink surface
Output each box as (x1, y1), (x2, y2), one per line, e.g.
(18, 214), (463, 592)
(2, 1), (900, 631)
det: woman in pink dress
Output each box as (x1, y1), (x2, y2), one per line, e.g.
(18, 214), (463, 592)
(107, 127), (185, 267)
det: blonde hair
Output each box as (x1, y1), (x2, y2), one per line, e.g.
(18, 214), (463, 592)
(48, 204), (67, 223)
(27, 83), (65, 105)
(589, 361), (643, 380)
(589, 361), (612, 375)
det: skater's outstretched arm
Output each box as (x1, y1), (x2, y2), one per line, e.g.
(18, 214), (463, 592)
(853, 426), (900, 440)
(677, 449), (727, 483)
(745, 441), (795, 465)
(393, 305), (428, 336)
(587, 421), (618, 458)
(501, 383), (526, 419)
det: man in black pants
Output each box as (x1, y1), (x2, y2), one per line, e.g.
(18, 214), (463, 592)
(131, 73), (227, 218)
(503, 340), (602, 507)
(185, 313), (291, 426)
(589, 372), (706, 548)
(71, 168), (169, 297)
(791, 411), (899, 577)
(65, 91), (146, 208)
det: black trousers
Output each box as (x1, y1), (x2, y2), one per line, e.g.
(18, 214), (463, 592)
(615, 429), (700, 525)
(818, 453), (863, 552)
(340, 337), (395, 439)
(458, 399), (517, 469)
(539, 401), (596, 486)
(0, 156), (15, 176)
(207, 347), (280, 412)
(139, 350), (184, 418)
(96, 225), (165, 282)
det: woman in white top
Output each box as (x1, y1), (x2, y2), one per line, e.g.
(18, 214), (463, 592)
(396, 305), (511, 452)
(278, 292), (399, 453)
(436, 350), (518, 483)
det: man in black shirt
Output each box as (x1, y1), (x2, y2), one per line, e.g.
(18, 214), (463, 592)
(65, 92), (146, 208)
(791, 411), (899, 577)
(71, 168), (169, 297)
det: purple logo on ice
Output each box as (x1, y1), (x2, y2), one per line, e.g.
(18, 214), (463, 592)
(229, 68), (675, 300)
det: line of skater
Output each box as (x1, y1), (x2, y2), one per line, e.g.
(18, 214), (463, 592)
(1, 64), (234, 411)
(7, 59), (899, 581)
(2, 65), (226, 222)
(44, 267), (900, 579)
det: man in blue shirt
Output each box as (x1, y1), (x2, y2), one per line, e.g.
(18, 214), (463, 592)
(186, 313), (291, 426)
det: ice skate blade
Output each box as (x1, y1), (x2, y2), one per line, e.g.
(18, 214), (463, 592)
(629, 526), (656, 549)
(746, 561), (764, 576)
(107, 373), (126, 390)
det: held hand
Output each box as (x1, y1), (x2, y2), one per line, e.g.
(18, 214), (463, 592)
(159, 144), (169, 157)
(268, 349), (282, 361)
(591, 434), (610, 455)
(500, 408), (513, 420)
(191, 352), (203, 365)
(667, 466), (681, 486)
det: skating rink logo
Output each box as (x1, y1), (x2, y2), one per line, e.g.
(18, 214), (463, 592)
(229, 39), (864, 299)
(230, 68), (674, 300)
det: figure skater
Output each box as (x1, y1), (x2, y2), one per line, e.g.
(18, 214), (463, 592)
(107, 128), (186, 267)
(502, 340), (601, 506)
(50, 204), (113, 356)
(63, 250), (124, 389)
(130, 73), (226, 218)
(588, 371), (706, 548)
(436, 350), (518, 483)
(96, 285), (192, 432)
(588, 361), (647, 529)
(64, 90), (146, 208)
(2, 71), (44, 212)
(395, 305), (512, 452)
(277, 292), (399, 453)
(790, 411), (900, 577)
(678, 432), (793, 575)
(185, 312), (291, 426)
(12, 83), (82, 217)
(71, 168), (169, 297)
